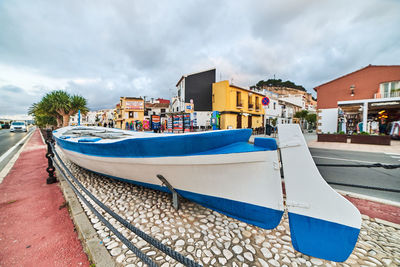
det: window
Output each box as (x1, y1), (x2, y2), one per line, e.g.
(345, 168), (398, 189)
(380, 81), (400, 98)
(161, 109), (166, 113)
(129, 111), (134, 118)
(248, 95), (253, 109)
(255, 97), (259, 109)
(236, 92), (242, 107)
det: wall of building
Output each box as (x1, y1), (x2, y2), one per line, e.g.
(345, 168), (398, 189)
(115, 97), (144, 129)
(315, 65), (400, 109)
(184, 69), (216, 111)
(318, 108), (338, 133)
(193, 111), (212, 127)
(212, 80), (264, 129)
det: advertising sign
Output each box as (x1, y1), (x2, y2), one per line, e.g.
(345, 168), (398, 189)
(173, 115), (183, 132)
(167, 116), (173, 132)
(185, 103), (194, 113)
(184, 114), (191, 132)
(151, 115), (161, 130)
(126, 101), (144, 110)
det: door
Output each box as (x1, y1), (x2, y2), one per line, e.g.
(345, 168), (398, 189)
(248, 115), (252, 129)
(237, 114), (242, 129)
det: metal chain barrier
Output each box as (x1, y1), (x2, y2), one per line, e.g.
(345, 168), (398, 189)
(53, 160), (158, 266)
(50, 142), (202, 267)
(326, 181), (400, 193)
(316, 163), (400, 169)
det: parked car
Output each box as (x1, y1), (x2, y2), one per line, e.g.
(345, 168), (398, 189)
(1, 123), (10, 129)
(10, 121), (27, 132)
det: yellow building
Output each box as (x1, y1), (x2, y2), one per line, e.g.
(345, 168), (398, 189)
(115, 97), (144, 129)
(212, 80), (265, 129)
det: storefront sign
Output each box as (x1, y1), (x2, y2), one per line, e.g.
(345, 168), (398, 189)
(126, 101), (144, 110)
(185, 103), (194, 113)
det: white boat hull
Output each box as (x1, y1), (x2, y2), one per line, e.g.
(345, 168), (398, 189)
(61, 147), (284, 229)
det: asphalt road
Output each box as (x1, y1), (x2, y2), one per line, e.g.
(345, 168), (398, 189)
(310, 148), (400, 203)
(0, 129), (32, 172)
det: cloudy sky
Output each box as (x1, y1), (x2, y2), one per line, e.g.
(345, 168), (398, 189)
(0, 0), (399, 116)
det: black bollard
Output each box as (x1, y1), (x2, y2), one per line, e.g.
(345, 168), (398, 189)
(45, 129), (57, 184)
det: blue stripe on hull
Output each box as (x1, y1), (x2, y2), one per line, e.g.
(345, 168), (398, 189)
(288, 212), (360, 262)
(92, 171), (283, 230)
(55, 129), (278, 158)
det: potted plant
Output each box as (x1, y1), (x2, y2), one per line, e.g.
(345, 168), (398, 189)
(317, 131), (347, 143)
(350, 132), (391, 145)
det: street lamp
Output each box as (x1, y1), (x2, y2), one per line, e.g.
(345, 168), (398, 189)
(350, 85), (355, 96)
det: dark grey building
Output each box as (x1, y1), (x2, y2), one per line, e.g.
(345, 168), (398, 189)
(176, 68), (216, 111)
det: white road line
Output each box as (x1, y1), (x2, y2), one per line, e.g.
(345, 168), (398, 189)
(0, 130), (34, 164)
(312, 156), (388, 164)
(385, 152), (400, 156)
(0, 128), (36, 183)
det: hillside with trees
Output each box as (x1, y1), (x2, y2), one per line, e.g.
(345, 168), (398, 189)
(253, 78), (306, 92)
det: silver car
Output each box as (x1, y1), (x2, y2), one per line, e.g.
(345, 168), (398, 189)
(10, 121), (27, 132)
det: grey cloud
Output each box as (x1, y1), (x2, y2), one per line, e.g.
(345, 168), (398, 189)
(0, 0), (399, 115)
(0, 85), (37, 115)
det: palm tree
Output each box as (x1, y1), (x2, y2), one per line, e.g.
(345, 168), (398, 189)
(29, 90), (88, 128)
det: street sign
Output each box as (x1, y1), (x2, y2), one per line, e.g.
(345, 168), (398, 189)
(262, 97), (270, 106)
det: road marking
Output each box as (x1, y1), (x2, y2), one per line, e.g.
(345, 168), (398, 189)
(385, 152), (400, 156)
(312, 156), (387, 164)
(0, 130), (34, 165)
(0, 128), (36, 183)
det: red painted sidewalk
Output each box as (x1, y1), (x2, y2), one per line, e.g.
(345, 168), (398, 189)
(345, 195), (400, 225)
(0, 129), (89, 267)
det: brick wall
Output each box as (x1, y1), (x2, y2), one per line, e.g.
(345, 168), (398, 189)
(315, 65), (400, 109)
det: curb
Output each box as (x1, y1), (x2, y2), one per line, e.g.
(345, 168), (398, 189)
(57, 175), (116, 267)
(337, 189), (400, 229)
(0, 128), (36, 183)
(337, 189), (400, 207)
(39, 129), (115, 267)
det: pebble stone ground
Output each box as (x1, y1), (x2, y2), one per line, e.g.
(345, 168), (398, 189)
(60, 154), (400, 267)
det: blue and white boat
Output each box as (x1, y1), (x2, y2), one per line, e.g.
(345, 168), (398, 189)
(53, 124), (361, 262)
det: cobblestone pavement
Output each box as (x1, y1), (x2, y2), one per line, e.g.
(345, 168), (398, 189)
(61, 155), (400, 267)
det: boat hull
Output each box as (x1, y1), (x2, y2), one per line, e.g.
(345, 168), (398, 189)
(60, 147), (284, 229)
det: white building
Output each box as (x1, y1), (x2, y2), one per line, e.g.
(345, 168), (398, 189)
(69, 109), (115, 126)
(261, 90), (281, 125)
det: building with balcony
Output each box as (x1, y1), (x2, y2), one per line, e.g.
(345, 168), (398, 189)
(314, 65), (400, 134)
(115, 97), (144, 130)
(212, 80), (264, 129)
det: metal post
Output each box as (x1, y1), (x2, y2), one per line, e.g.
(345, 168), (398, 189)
(362, 101), (368, 132)
(45, 129), (57, 184)
(156, 174), (182, 210)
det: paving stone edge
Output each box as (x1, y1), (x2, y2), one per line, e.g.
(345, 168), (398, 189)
(39, 129), (115, 267)
(57, 175), (116, 267)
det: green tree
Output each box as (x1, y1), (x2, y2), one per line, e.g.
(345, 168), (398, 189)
(29, 90), (88, 128)
(294, 110), (309, 130)
(306, 113), (317, 129)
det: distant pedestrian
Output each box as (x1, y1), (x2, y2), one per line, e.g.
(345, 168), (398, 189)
(103, 122), (107, 128)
